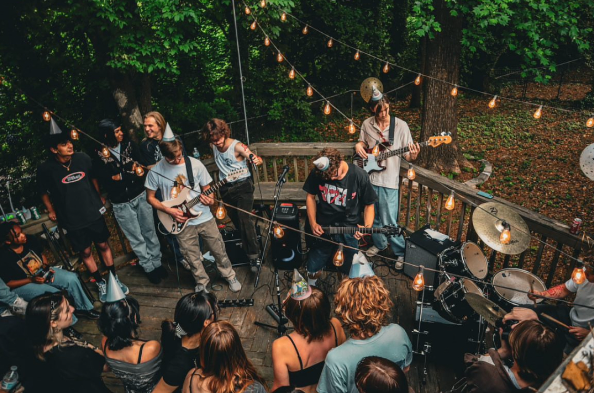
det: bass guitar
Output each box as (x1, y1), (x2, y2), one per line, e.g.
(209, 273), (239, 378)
(157, 168), (249, 235)
(353, 133), (452, 174)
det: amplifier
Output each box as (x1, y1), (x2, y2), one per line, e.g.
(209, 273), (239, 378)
(220, 227), (262, 267)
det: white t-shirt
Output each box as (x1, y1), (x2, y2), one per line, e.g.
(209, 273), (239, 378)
(145, 157), (213, 226)
(358, 116), (413, 189)
(565, 278), (594, 328)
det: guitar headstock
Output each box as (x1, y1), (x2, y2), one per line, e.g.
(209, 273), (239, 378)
(427, 133), (452, 147)
(225, 168), (250, 183)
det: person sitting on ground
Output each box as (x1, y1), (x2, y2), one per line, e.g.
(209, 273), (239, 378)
(355, 356), (410, 393)
(272, 270), (346, 393)
(99, 273), (162, 393)
(0, 222), (99, 323)
(183, 321), (266, 393)
(0, 276), (27, 318)
(26, 292), (111, 393)
(153, 291), (219, 393)
(458, 320), (562, 393)
(317, 260), (412, 393)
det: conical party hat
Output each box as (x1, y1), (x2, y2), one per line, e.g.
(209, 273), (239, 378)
(49, 118), (63, 135)
(313, 157), (330, 172)
(290, 269), (312, 300)
(349, 251), (375, 279)
(162, 123), (176, 142)
(370, 85), (384, 103)
(106, 272), (126, 302)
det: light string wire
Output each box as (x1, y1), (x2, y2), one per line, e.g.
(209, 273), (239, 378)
(264, 3), (594, 120)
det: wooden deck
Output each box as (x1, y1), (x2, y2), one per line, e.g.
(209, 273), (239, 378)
(75, 247), (462, 393)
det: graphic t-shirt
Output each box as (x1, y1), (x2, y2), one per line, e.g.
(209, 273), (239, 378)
(212, 139), (250, 183)
(0, 236), (45, 282)
(140, 136), (186, 166)
(303, 163), (377, 226)
(37, 152), (104, 230)
(145, 157), (213, 226)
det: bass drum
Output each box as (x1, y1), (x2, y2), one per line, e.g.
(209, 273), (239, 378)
(434, 278), (484, 324)
(491, 268), (546, 311)
(439, 242), (488, 280)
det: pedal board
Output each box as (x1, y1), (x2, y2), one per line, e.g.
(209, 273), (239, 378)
(218, 299), (254, 308)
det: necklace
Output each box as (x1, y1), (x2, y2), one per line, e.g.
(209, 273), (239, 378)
(60, 158), (73, 171)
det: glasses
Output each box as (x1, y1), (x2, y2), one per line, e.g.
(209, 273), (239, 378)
(165, 155), (183, 164)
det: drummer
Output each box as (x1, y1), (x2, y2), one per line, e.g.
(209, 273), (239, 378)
(503, 263), (594, 353)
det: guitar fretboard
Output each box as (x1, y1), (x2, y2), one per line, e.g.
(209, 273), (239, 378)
(186, 179), (227, 209)
(376, 140), (431, 161)
(321, 226), (397, 235)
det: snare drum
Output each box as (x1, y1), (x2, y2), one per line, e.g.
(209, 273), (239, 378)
(491, 268), (547, 311)
(439, 242), (488, 280)
(433, 277), (484, 324)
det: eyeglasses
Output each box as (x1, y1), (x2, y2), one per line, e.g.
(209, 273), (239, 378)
(165, 155), (183, 164)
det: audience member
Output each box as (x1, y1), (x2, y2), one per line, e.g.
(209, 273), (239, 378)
(272, 388), (306, 393)
(99, 273), (162, 393)
(272, 271), (346, 393)
(183, 321), (266, 393)
(355, 356), (409, 393)
(0, 276), (27, 317)
(26, 292), (111, 393)
(154, 291), (219, 393)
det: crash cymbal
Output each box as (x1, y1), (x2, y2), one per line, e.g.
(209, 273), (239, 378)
(580, 143), (594, 181)
(465, 292), (507, 326)
(472, 202), (530, 255)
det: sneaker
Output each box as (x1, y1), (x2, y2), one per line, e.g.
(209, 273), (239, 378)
(156, 265), (169, 279)
(366, 246), (383, 257)
(179, 259), (191, 271)
(227, 277), (242, 293)
(145, 269), (161, 284)
(195, 284), (209, 294)
(249, 258), (261, 273)
(97, 280), (107, 303)
(115, 275), (130, 295)
(395, 256), (404, 271)
(11, 297), (28, 316)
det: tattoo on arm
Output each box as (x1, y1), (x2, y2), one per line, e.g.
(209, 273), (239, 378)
(543, 284), (567, 299)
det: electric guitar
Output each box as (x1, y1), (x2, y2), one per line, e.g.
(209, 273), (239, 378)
(157, 168), (249, 235)
(353, 133), (452, 174)
(305, 224), (402, 248)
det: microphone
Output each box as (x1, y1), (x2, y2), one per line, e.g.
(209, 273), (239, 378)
(249, 153), (257, 165)
(277, 165), (290, 184)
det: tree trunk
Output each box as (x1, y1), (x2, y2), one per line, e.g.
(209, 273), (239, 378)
(137, 73), (152, 118)
(417, 0), (469, 174)
(108, 71), (143, 142)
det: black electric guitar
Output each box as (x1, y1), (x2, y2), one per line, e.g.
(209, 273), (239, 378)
(353, 133), (452, 174)
(305, 223), (402, 248)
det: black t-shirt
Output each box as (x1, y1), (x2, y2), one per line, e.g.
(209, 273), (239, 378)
(37, 152), (104, 230)
(0, 236), (44, 282)
(303, 163), (377, 226)
(162, 346), (200, 389)
(46, 343), (111, 393)
(140, 136), (186, 166)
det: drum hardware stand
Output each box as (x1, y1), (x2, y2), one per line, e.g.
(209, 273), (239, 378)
(467, 315), (487, 355)
(412, 284), (434, 384)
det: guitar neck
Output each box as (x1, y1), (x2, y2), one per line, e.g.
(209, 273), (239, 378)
(377, 140), (429, 161)
(322, 226), (386, 235)
(186, 179), (228, 208)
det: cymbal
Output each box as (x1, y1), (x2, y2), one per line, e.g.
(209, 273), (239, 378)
(580, 143), (594, 181)
(472, 202), (530, 255)
(465, 292), (507, 326)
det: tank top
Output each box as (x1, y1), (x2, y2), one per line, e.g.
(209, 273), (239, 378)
(213, 139), (250, 182)
(287, 322), (339, 387)
(103, 340), (163, 393)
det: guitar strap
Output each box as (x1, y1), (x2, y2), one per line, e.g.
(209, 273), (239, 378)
(388, 116), (395, 145)
(184, 155), (196, 190)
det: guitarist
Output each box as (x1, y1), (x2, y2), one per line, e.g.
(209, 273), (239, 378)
(355, 87), (419, 267)
(303, 148), (377, 286)
(145, 126), (242, 294)
(202, 118), (263, 273)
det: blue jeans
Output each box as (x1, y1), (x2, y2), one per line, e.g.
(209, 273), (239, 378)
(112, 191), (162, 273)
(307, 233), (358, 275)
(372, 185), (405, 256)
(0, 277), (18, 315)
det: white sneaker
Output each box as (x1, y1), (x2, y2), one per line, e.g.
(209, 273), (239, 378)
(366, 246), (383, 257)
(11, 297), (28, 316)
(195, 284), (209, 293)
(227, 277), (242, 293)
(97, 280), (108, 303)
(395, 256), (404, 271)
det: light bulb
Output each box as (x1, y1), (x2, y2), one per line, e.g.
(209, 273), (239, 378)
(264, 36), (270, 46)
(216, 202), (227, 220)
(0, 76), (4, 86)
(371, 145), (380, 156)
(587, 117), (594, 128)
(383, 62), (390, 74)
(70, 129), (79, 140)
(276, 52), (284, 63)
(102, 146), (111, 158)
(170, 186), (179, 199)
(412, 266), (425, 291)
(250, 21), (257, 30)
(500, 222), (511, 245)
(273, 225), (285, 239)
(414, 74), (421, 86)
(407, 164), (416, 180)
(445, 191), (455, 210)
(347, 121), (356, 134)
(333, 244), (345, 267)
(354, 50), (360, 60)
(289, 67), (295, 79)
(302, 25), (309, 35)
(572, 265), (586, 285)
(43, 111), (51, 121)
(281, 12), (287, 21)
(324, 101), (332, 115)
(327, 38), (333, 48)
(245, 6), (251, 15)
(451, 85), (458, 97)
(260, 0), (266, 7)
(306, 85), (313, 97)
(488, 95), (498, 109)
(533, 105), (543, 119)
(133, 163), (145, 177)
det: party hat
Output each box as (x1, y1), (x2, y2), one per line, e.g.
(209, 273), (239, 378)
(370, 86), (383, 103)
(106, 272), (126, 302)
(162, 123), (175, 142)
(313, 157), (330, 172)
(349, 251), (375, 278)
(49, 118), (63, 135)
(290, 269), (312, 300)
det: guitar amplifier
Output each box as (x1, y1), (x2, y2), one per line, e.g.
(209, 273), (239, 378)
(271, 203), (302, 270)
(220, 227), (262, 267)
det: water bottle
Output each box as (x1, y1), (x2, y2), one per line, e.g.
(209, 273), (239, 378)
(192, 147), (200, 159)
(1, 366), (19, 391)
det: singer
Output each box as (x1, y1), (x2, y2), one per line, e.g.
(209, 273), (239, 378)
(202, 119), (263, 272)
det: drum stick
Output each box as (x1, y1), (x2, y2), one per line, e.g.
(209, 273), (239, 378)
(529, 281), (536, 306)
(541, 313), (570, 330)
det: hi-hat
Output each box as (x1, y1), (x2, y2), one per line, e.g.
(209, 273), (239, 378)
(580, 143), (594, 181)
(472, 202), (530, 255)
(465, 292), (507, 326)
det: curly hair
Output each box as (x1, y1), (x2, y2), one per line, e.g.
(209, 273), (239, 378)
(334, 276), (393, 339)
(283, 286), (332, 342)
(202, 118), (231, 142)
(312, 148), (343, 181)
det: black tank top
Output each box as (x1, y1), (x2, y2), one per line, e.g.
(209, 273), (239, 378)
(287, 323), (339, 387)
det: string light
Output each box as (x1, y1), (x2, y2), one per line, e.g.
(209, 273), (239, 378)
(260, 0), (266, 7)
(215, 202), (227, 220)
(276, 52), (284, 63)
(306, 85), (314, 97)
(250, 21), (257, 30)
(445, 191), (455, 210)
(347, 121), (356, 134)
(273, 225), (285, 239)
(412, 266), (425, 291)
(281, 12), (287, 22)
(572, 262), (586, 284)
(414, 74), (421, 86)
(324, 101), (332, 115)
(533, 105), (543, 119)
(499, 222), (511, 245)
(354, 50), (360, 61)
(371, 145), (380, 156)
(333, 244), (345, 266)
(327, 38), (333, 48)
(42, 111), (51, 121)
(383, 62), (390, 74)
(451, 85), (458, 97)
(101, 146), (111, 158)
(70, 129), (79, 140)
(264, 36), (270, 46)
(587, 117), (594, 128)
(245, 6), (251, 15)
(407, 164), (416, 181)
(488, 95), (498, 109)
(0, 76), (3, 86)
(133, 163), (145, 177)
(302, 25), (309, 35)
(289, 67), (295, 79)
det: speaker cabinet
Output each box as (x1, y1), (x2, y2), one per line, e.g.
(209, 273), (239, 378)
(271, 203), (302, 270)
(221, 227), (262, 267)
